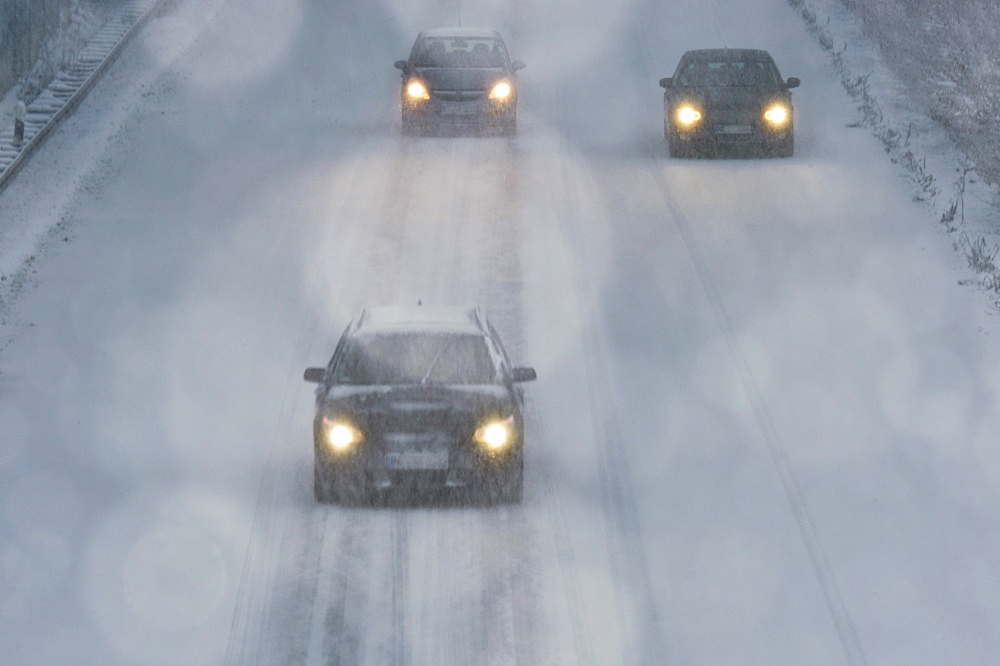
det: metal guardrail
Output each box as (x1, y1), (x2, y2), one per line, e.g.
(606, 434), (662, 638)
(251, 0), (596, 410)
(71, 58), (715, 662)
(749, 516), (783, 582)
(0, 0), (167, 197)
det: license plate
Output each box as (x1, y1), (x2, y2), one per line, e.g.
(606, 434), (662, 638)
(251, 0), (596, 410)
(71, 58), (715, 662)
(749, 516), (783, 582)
(441, 105), (479, 116)
(715, 125), (752, 134)
(385, 450), (449, 470)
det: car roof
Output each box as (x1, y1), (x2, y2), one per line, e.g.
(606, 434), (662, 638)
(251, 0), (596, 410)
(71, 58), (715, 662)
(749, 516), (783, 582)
(682, 48), (774, 62)
(355, 305), (485, 335)
(420, 27), (498, 39)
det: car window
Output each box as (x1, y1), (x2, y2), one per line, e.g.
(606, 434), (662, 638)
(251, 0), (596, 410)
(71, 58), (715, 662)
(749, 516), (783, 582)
(731, 60), (782, 86)
(412, 36), (505, 68)
(676, 58), (782, 86)
(332, 333), (497, 385)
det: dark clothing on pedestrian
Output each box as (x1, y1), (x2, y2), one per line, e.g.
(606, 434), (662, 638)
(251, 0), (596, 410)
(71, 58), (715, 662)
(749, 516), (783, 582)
(13, 100), (26, 147)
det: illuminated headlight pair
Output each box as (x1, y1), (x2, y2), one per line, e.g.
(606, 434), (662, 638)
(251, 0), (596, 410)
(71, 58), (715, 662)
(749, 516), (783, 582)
(406, 80), (430, 100)
(408, 81), (512, 101)
(322, 417), (363, 451)
(764, 105), (790, 125)
(474, 416), (515, 451)
(676, 105), (789, 126)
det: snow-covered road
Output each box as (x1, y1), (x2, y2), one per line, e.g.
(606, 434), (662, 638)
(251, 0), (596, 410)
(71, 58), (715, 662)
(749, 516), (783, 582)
(3, 0), (1000, 664)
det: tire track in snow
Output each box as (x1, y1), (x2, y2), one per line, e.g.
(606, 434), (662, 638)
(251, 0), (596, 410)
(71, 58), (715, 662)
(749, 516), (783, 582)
(473, 137), (542, 666)
(305, 511), (364, 665)
(642, 155), (869, 666)
(389, 515), (411, 665)
(225, 144), (393, 664)
(547, 135), (669, 665)
(365, 138), (417, 306)
(532, 464), (599, 665)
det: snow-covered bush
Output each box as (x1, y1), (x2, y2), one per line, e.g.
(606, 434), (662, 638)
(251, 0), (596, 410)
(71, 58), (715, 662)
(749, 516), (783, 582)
(836, 0), (1000, 186)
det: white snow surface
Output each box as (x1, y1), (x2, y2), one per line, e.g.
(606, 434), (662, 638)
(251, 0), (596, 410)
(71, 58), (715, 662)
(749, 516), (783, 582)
(2, 0), (1000, 664)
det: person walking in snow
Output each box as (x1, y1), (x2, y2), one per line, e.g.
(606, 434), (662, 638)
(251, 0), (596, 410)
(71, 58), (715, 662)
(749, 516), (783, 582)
(13, 97), (26, 148)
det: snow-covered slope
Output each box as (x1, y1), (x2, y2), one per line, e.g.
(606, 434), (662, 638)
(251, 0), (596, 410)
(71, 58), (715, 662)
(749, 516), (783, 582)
(789, 0), (1000, 308)
(2, 0), (1000, 664)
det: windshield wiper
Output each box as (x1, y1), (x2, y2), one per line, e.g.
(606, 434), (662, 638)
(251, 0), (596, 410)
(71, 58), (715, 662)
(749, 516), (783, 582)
(421, 338), (457, 384)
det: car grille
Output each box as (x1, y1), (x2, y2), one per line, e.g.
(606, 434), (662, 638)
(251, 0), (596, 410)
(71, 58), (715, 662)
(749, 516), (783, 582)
(370, 406), (454, 432)
(381, 430), (455, 451)
(712, 131), (756, 144)
(712, 109), (757, 124)
(434, 90), (487, 102)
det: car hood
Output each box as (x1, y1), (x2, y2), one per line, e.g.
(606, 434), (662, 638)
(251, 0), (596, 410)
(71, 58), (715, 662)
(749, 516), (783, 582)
(414, 67), (508, 92)
(319, 384), (514, 427)
(678, 85), (789, 108)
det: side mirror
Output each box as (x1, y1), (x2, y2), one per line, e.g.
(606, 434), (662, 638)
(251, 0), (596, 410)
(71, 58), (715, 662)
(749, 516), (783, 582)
(511, 60), (526, 72)
(303, 367), (325, 383)
(511, 367), (536, 383)
(659, 77), (673, 89)
(785, 77), (800, 89)
(394, 60), (408, 72)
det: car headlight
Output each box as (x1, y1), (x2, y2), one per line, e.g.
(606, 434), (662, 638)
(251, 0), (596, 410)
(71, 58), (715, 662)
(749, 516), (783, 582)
(474, 416), (515, 451)
(489, 81), (512, 100)
(406, 80), (430, 100)
(764, 105), (789, 125)
(322, 417), (363, 451)
(676, 106), (702, 126)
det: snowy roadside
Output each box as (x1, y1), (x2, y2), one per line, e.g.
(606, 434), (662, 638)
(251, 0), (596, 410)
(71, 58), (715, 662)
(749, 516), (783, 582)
(0, 0), (107, 113)
(787, 0), (1000, 310)
(837, 0), (1000, 190)
(0, 0), (166, 190)
(0, 0), (221, 321)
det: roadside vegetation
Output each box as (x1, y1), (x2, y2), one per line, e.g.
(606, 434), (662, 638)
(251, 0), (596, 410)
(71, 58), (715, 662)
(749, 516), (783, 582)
(790, 0), (1000, 307)
(841, 0), (1000, 187)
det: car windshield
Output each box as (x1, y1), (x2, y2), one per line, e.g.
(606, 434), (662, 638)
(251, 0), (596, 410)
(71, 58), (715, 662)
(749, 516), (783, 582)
(676, 59), (782, 86)
(332, 333), (496, 385)
(412, 36), (505, 68)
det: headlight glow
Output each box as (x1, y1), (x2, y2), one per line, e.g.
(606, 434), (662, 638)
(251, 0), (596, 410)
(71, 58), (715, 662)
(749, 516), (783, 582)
(489, 82), (512, 100)
(322, 417), (363, 451)
(676, 106), (702, 126)
(764, 105), (789, 125)
(474, 416), (515, 450)
(407, 80), (430, 100)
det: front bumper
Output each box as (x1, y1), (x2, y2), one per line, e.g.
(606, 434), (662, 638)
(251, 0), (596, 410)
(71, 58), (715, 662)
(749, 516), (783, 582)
(668, 105), (793, 150)
(403, 92), (515, 127)
(314, 426), (521, 493)
(673, 121), (791, 144)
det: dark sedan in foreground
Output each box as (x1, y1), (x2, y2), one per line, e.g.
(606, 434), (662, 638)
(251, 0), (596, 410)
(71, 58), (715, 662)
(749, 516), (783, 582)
(394, 27), (525, 136)
(304, 305), (536, 505)
(660, 48), (800, 157)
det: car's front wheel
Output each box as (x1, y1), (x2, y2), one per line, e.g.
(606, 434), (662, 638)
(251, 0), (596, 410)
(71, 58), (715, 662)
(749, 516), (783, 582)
(487, 462), (523, 504)
(501, 111), (517, 137)
(401, 111), (421, 137)
(771, 133), (794, 158)
(668, 132), (691, 158)
(334, 469), (370, 506)
(314, 466), (335, 503)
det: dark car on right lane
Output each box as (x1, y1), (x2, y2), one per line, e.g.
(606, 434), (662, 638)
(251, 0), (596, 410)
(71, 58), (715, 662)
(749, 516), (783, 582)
(659, 48), (800, 158)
